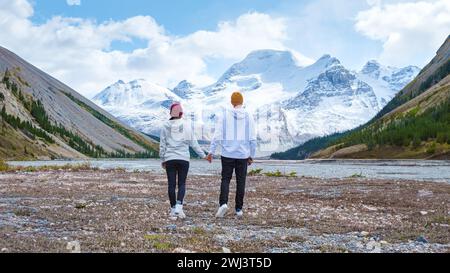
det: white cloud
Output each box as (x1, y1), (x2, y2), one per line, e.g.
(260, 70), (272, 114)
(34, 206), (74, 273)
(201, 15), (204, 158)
(66, 0), (81, 6)
(355, 0), (450, 67)
(0, 0), (311, 98)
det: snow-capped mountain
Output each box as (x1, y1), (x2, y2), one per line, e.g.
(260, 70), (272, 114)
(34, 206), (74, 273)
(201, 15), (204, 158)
(357, 60), (421, 107)
(92, 50), (420, 156)
(281, 61), (380, 140)
(94, 79), (180, 108)
(204, 50), (340, 97)
(93, 79), (183, 136)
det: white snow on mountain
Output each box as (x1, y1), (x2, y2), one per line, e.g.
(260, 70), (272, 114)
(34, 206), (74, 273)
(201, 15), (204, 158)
(357, 60), (421, 107)
(92, 50), (420, 156)
(93, 79), (183, 136)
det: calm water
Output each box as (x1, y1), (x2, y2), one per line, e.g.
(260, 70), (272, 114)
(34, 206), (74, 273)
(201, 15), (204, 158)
(7, 159), (450, 183)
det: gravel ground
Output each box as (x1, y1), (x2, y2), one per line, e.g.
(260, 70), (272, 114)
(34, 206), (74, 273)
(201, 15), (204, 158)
(0, 169), (449, 253)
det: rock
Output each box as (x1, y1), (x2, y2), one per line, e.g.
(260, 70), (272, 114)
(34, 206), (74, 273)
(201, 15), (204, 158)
(222, 247), (231, 253)
(417, 190), (433, 198)
(416, 236), (428, 244)
(74, 200), (88, 209)
(420, 211), (428, 216)
(1, 248), (8, 252)
(360, 231), (370, 237)
(366, 240), (381, 251)
(355, 242), (364, 249)
(362, 205), (378, 212)
(380, 240), (389, 245)
(173, 248), (195, 253)
(370, 246), (382, 253)
(166, 224), (177, 231)
(66, 241), (81, 253)
(120, 242), (126, 247)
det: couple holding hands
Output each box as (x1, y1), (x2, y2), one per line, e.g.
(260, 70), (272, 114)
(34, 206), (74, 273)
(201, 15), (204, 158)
(159, 92), (257, 219)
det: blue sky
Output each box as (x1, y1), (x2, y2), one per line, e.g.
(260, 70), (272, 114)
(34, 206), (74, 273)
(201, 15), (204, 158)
(32, 0), (281, 35)
(30, 0), (378, 65)
(0, 0), (448, 97)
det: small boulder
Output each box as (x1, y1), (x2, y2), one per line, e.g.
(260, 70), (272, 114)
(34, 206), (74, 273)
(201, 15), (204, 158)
(74, 200), (88, 209)
(66, 241), (81, 253)
(360, 231), (370, 237)
(174, 248), (195, 253)
(416, 236), (428, 244)
(222, 247), (231, 253)
(166, 224), (177, 231)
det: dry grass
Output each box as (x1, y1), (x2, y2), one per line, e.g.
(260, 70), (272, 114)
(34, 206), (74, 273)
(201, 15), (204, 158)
(0, 162), (99, 173)
(0, 170), (448, 253)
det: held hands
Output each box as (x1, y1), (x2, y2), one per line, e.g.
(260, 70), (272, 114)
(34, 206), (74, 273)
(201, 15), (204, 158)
(248, 157), (254, 166)
(161, 162), (166, 169)
(206, 154), (213, 163)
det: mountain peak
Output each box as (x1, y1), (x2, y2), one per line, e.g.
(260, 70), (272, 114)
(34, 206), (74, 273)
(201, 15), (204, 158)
(361, 60), (382, 74)
(172, 80), (196, 99)
(319, 54), (332, 60)
(241, 49), (298, 68)
(174, 80), (194, 89)
(314, 54), (341, 68)
(247, 49), (293, 57)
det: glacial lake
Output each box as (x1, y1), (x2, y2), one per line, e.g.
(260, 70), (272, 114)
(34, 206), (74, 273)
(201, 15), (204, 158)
(7, 159), (450, 183)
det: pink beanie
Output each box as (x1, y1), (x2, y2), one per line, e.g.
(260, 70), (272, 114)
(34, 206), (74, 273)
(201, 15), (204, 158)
(170, 102), (183, 118)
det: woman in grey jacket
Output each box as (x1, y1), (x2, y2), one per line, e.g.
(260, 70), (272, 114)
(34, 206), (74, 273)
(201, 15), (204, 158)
(159, 102), (206, 219)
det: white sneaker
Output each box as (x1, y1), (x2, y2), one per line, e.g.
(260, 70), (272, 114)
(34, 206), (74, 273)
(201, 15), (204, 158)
(175, 204), (186, 219)
(169, 207), (177, 217)
(215, 204), (229, 218)
(235, 210), (243, 218)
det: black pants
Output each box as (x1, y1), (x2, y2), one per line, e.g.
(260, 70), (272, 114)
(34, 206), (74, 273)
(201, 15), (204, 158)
(165, 160), (190, 208)
(219, 156), (248, 211)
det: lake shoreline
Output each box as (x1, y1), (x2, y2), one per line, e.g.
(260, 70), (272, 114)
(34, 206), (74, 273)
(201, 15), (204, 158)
(6, 159), (450, 183)
(0, 169), (449, 253)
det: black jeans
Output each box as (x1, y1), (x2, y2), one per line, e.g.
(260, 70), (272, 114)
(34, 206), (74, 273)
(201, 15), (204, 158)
(165, 160), (190, 208)
(219, 156), (248, 211)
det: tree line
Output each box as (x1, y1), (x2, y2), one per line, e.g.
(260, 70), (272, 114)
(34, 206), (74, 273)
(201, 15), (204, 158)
(2, 69), (157, 159)
(333, 100), (450, 150)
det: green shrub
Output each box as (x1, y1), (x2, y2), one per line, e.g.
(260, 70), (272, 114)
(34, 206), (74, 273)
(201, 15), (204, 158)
(412, 136), (421, 149)
(349, 172), (365, 178)
(264, 170), (283, 177)
(436, 132), (448, 144)
(0, 160), (9, 172)
(248, 168), (263, 176)
(264, 170), (298, 178)
(426, 142), (437, 154)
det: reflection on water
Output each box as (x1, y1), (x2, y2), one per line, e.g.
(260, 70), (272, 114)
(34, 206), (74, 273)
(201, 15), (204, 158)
(7, 159), (450, 183)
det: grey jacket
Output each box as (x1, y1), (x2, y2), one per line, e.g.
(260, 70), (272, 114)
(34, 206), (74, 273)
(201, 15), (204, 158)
(159, 119), (206, 162)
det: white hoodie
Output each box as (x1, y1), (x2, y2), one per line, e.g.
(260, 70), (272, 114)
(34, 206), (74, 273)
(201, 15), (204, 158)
(209, 107), (257, 159)
(159, 118), (206, 162)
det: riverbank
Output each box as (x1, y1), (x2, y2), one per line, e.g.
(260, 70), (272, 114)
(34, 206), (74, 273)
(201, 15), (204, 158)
(6, 158), (450, 182)
(0, 169), (449, 253)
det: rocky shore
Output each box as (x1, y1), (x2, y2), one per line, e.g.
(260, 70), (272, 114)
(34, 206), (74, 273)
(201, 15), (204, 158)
(0, 169), (449, 253)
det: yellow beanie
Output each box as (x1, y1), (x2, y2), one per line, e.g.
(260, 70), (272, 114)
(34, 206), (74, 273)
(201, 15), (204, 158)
(231, 92), (244, 106)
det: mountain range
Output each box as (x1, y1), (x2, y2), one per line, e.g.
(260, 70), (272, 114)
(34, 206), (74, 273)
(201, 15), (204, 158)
(0, 46), (158, 160)
(94, 50), (420, 156)
(273, 35), (450, 160)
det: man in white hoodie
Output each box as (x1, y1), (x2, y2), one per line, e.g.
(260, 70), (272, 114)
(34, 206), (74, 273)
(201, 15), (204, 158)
(207, 92), (257, 218)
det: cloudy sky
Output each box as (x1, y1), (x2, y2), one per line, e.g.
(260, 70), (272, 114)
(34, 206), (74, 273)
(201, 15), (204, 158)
(0, 0), (448, 98)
